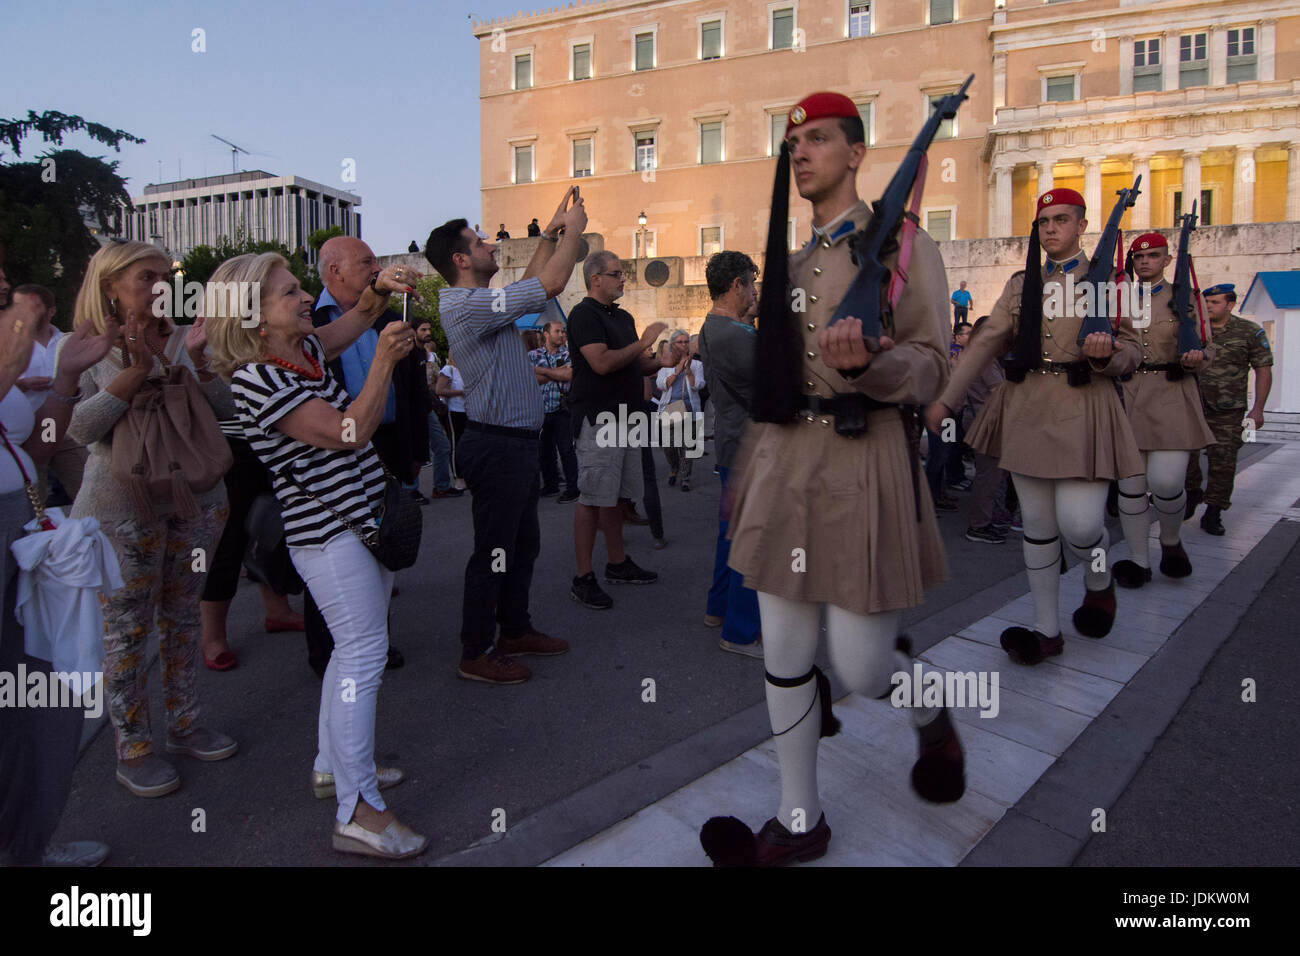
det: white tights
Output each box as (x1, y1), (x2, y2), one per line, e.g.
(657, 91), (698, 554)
(1117, 450), (1191, 568)
(1011, 474), (1111, 637)
(757, 591), (937, 833)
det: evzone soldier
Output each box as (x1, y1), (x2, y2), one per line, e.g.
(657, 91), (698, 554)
(1184, 283), (1273, 536)
(1110, 233), (1214, 588)
(926, 189), (1144, 666)
(700, 92), (965, 867)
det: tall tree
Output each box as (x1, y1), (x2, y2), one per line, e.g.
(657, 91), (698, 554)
(0, 111), (145, 327)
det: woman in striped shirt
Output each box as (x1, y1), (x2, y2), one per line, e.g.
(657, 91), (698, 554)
(206, 252), (426, 860)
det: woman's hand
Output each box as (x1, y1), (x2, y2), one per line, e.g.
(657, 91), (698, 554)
(185, 315), (209, 366)
(0, 293), (41, 384)
(120, 312), (155, 370)
(374, 321), (416, 369)
(374, 265), (421, 298)
(58, 316), (121, 382)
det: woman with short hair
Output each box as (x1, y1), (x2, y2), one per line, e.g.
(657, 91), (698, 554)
(206, 252), (427, 859)
(656, 330), (705, 491)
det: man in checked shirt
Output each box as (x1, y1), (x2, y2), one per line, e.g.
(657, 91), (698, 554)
(529, 320), (580, 502)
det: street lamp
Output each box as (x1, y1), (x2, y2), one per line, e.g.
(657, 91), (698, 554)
(637, 210), (647, 259)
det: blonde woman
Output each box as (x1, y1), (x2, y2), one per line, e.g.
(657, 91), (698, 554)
(67, 241), (236, 798)
(655, 329), (705, 491)
(206, 253), (428, 860)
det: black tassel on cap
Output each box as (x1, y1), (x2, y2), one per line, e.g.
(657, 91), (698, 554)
(753, 140), (803, 423)
(1004, 220), (1043, 382)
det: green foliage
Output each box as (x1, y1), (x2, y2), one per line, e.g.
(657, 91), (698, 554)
(307, 225), (344, 252)
(401, 273), (450, 355)
(0, 111), (144, 329)
(180, 229), (321, 299)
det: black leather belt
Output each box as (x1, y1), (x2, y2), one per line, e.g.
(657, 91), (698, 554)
(796, 393), (895, 438)
(466, 420), (540, 440)
(1120, 362), (1186, 383)
(1006, 359), (1092, 387)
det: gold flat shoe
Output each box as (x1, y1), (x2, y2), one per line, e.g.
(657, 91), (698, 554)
(331, 819), (428, 860)
(312, 766), (404, 800)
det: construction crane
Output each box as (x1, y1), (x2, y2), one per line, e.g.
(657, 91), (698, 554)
(211, 134), (250, 174)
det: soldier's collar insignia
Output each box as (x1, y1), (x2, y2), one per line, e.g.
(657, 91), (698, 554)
(1045, 257), (1078, 275)
(1150, 282), (1163, 295)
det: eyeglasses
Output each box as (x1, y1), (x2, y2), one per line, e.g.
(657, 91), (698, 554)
(598, 271), (625, 279)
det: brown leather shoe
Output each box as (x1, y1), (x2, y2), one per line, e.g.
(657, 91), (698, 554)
(498, 630), (569, 657)
(754, 813), (831, 867)
(457, 652), (531, 684)
(1000, 626), (1064, 665)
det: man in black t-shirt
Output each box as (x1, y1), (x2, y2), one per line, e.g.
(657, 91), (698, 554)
(566, 250), (666, 609)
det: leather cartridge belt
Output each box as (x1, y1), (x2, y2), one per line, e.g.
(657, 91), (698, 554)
(795, 392), (895, 438)
(1024, 359), (1092, 387)
(1119, 362), (1186, 383)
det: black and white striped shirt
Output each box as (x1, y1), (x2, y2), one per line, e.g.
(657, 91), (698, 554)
(230, 335), (385, 548)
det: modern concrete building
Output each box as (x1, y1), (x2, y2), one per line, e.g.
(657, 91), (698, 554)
(119, 171), (362, 264)
(474, 0), (1299, 258)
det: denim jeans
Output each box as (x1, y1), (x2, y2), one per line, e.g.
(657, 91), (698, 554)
(708, 466), (760, 643)
(291, 533), (394, 825)
(428, 412), (453, 492)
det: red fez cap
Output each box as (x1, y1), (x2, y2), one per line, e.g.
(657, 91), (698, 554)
(1128, 232), (1168, 253)
(1036, 188), (1085, 215)
(786, 92), (860, 137)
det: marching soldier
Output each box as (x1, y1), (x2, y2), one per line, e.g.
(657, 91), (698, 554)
(701, 91), (964, 867)
(926, 188), (1143, 666)
(1185, 283), (1273, 535)
(1110, 233), (1215, 588)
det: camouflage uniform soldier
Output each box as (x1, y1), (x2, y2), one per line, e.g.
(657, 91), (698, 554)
(1185, 283), (1274, 535)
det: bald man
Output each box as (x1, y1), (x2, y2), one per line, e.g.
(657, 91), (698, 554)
(304, 237), (431, 675)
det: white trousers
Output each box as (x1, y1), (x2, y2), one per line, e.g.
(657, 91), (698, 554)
(1117, 450), (1191, 567)
(290, 532), (393, 825)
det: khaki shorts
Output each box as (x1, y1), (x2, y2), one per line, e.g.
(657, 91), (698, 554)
(575, 419), (644, 508)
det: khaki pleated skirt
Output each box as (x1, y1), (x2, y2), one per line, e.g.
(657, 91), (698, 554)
(1121, 372), (1217, 451)
(965, 373), (1144, 480)
(726, 410), (948, 615)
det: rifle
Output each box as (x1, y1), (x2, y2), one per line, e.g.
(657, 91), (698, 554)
(1076, 176), (1141, 344)
(1171, 200), (1204, 354)
(830, 74), (974, 350)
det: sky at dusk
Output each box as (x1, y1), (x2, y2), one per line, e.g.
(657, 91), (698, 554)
(4, 0), (544, 256)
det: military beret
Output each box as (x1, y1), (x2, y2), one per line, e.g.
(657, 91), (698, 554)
(1202, 283), (1235, 297)
(1129, 232), (1168, 253)
(786, 92), (860, 137)
(1036, 188), (1085, 215)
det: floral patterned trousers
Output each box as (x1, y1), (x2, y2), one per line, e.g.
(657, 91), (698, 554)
(100, 503), (228, 760)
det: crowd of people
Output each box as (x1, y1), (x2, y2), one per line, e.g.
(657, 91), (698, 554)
(0, 88), (1274, 866)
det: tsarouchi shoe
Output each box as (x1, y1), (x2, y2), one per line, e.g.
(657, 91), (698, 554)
(754, 813), (831, 867)
(1073, 583), (1117, 638)
(312, 767), (405, 800)
(1159, 542), (1193, 578)
(331, 819), (428, 860)
(1111, 559), (1152, 589)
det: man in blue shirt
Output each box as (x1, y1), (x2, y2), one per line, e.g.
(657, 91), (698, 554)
(950, 280), (972, 325)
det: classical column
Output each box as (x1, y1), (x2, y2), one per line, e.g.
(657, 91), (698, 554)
(1182, 150), (1203, 220)
(1287, 143), (1300, 222)
(1118, 36), (1135, 96)
(1084, 156), (1103, 231)
(1163, 31), (1179, 91)
(994, 163), (1014, 237)
(1131, 153), (1152, 229)
(1036, 159), (1054, 195)
(1232, 147), (1256, 225)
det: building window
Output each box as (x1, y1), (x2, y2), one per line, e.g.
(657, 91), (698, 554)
(638, 229), (658, 258)
(1173, 189), (1212, 226)
(1044, 74), (1078, 102)
(857, 102), (874, 146)
(700, 121), (723, 164)
(635, 130), (657, 171)
(925, 209), (953, 242)
(635, 31), (655, 71)
(572, 138), (593, 178)
(572, 42), (591, 80)
(848, 1), (871, 37)
(701, 19), (722, 60)
(513, 144), (533, 184)
(1133, 37), (1162, 92)
(514, 53), (532, 90)
(771, 7), (795, 50)
(769, 113), (786, 156)
(929, 0), (954, 26)
(700, 225), (723, 256)
(928, 94), (956, 139)
(1179, 32), (1208, 88)
(1227, 27), (1258, 83)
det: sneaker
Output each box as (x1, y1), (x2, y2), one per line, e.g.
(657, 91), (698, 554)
(934, 495), (959, 512)
(452, 478), (467, 491)
(651, 537), (667, 550)
(429, 487), (463, 498)
(719, 636), (764, 659)
(539, 485), (560, 497)
(166, 726), (239, 761)
(557, 489), (580, 503)
(964, 524), (1006, 544)
(498, 630), (569, 656)
(950, 478), (972, 492)
(571, 572), (613, 609)
(703, 614), (724, 627)
(605, 557), (658, 585)
(409, 489), (430, 506)
(116, 755), (181, 797)
(1009, 511), (1023, 533)
(681, 479), (692, 492)
(457, 651), (530, 684)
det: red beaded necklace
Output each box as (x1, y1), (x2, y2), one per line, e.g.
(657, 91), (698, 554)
(264, 347), (323, 380)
